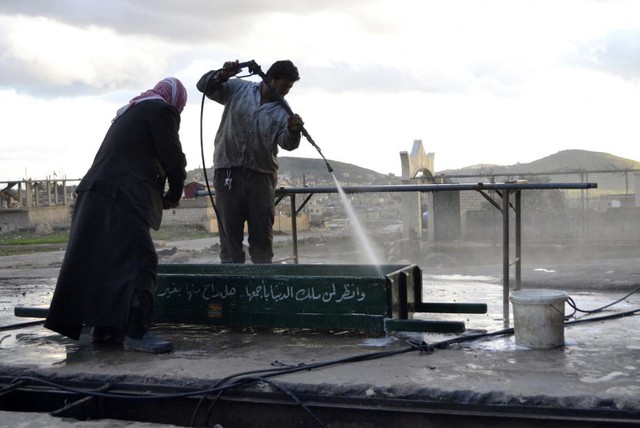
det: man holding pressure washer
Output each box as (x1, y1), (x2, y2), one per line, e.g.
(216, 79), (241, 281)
(197, 60), (304, 264)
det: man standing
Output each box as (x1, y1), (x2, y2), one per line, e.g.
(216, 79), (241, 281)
(197, 60), (304, 263)
(45, 77), (188, 354)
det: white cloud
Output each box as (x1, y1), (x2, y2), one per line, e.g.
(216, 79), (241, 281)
(0, 89), (114, 180)
(0, 15), (189, 96)
(1, 0), (640, 182)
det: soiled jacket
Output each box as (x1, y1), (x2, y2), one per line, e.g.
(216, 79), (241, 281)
(200, 77), (300, 173)
(76, 99), (187, 230)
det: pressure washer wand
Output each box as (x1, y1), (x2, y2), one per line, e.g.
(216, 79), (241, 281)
(298, 128), (334, 173)
(242, 60), (334, 173)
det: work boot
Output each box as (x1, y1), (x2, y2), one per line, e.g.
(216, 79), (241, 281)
(90, 326), (125, 344)
(123, 331), (173, 354)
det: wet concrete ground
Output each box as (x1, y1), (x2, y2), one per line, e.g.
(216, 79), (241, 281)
(1, 236), (639, 426)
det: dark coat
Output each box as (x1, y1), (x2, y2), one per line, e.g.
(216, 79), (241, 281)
(77, 99), (187, 230)
(44, 100), (186, 340)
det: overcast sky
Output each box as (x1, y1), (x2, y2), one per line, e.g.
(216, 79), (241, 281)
(1, 0), (639, 181)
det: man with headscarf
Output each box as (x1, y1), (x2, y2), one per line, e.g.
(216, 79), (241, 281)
(45, 77), (188, 354)
(197, 60), (304, 264)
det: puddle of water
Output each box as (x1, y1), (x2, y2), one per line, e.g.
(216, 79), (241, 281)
(463, 336), (516, 351)
(362, 337), (398, 347)
(3, 330), (69, 366)
(427, 274), (500, 282)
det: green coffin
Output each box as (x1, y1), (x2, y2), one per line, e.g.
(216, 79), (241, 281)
(15, 263), (484, 334)
(154, 263), (471, 333)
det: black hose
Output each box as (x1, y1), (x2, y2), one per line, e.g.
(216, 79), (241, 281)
(202, 376), (326, 428)
(199, 70), (231, 254)
(0, 320), (44, 332)
(566, 283), (640, 316)
(565, 306), (640, 326)
(190, 364), (296, 426)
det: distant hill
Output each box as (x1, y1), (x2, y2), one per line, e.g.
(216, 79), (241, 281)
(187, 150), (639, 190)
(284, 150), (640, 179)
(525, 150), (640, 172)
(277, 157), (390, 183)
(437, 149), (640, 192)
(187, 156), (390, 185)
(438, 149), (640, 176)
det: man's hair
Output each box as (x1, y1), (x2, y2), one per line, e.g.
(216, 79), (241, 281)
(266, 60), (300, 82)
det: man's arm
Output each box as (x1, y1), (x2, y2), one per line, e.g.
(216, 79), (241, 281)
(196, 60), (242, 98)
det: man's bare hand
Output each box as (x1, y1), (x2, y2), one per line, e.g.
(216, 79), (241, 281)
(221, 60), (242, 80)
(288, 114), (304, 133)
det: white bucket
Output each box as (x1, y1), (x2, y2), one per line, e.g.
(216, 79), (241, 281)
(509, 289), (567, 349)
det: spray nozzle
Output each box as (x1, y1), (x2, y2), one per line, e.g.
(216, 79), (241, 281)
(325, 161), (334, 173)
(236, 60), (259, 74)
(304, 133), (333, 173)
